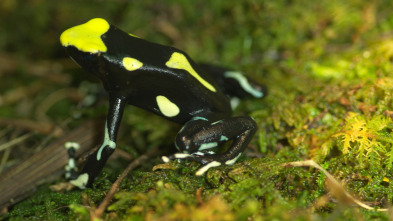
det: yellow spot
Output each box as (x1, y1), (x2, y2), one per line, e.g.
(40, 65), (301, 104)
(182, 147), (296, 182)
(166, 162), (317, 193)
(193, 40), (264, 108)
(383, 177), (390, 182)
(166, 52), (216, 92)
(156, 95), (180, 117)
(60, 18), (110, 53)
(123, 57), (143, 71)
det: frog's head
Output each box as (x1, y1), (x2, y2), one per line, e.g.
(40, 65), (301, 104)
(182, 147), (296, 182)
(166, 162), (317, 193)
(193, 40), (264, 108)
(60, 18), (111, 79)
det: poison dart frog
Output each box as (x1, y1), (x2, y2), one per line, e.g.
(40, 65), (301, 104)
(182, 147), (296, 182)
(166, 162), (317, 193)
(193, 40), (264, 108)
(60, 18), (266, 189)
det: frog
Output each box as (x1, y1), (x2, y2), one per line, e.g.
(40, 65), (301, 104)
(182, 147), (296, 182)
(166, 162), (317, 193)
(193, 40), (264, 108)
(60, 18), (266, 189)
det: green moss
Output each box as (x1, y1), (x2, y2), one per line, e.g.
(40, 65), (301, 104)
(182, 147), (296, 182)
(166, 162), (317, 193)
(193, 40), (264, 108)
(4, 0), (393, 220)
(9, 185), (82, 220)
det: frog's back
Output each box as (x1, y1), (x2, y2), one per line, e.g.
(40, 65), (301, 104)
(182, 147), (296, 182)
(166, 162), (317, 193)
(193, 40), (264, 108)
(100, 26), (232, 123)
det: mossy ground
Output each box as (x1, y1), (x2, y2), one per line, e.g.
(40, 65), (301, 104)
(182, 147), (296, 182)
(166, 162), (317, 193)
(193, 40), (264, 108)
(2, 0), (393, 220)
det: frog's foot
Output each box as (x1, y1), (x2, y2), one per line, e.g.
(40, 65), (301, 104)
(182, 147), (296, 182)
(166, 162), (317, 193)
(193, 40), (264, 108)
(162, 151), (213, 163)
(64, 142), (80, 180)
(162, 152), (197, 163)
(192, 151), (243, 175)
(64, 142), (89, 189)
(161, 153), (188, 164)
(69, 173), (89, 189)
(161, 151), (236, 176)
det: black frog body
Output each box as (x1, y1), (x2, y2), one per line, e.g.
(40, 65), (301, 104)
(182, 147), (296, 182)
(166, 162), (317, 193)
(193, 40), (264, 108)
(61, 18), (266, 188)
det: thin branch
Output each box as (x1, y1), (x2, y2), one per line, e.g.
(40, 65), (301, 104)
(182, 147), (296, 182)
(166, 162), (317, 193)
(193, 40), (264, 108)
(0, 132), (32, 152)
(91, 147), (161, 220)
(282, 160), (389, 212)
(0, 121), (102, 209)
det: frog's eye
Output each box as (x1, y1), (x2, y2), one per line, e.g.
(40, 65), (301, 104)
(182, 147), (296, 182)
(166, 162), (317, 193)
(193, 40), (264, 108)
(79, 53), (102, 72)
(66, 47), (101, 72)
(83, 53), (98, 63)
(65, 46), (98, 65)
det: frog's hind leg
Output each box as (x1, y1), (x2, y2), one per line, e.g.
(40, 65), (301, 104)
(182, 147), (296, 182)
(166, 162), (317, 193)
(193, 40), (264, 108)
(198, 63), (267, 100)
(163, 115), (257, 175)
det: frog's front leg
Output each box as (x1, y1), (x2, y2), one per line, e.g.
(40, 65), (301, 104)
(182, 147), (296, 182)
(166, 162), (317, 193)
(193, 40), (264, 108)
(69, 96), (126, 189)
(163, 115), (257, 175)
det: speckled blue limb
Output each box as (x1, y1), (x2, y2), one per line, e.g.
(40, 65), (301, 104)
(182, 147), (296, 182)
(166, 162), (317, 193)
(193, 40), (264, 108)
(164, 115), (257, 175)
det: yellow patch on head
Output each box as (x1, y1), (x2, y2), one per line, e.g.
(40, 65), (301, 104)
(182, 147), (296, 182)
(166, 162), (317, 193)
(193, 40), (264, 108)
(156, 95), (180, 117)
(60, 18), (110, 53)
(123, 57), (143, 71)
(166, 52), (216, 92)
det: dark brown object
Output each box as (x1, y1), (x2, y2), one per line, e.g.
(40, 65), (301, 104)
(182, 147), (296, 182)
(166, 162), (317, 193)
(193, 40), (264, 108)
(0, 121), (102, 209)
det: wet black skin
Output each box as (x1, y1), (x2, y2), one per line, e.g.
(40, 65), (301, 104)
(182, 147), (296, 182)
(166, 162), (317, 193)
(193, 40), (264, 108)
(63, 23), (266, 188)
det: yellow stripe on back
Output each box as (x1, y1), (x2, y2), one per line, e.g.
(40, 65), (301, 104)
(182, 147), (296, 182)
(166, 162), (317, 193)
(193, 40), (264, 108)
(60, 18), (110, 53)
(129, 33), (139, 38)
(166, 52), (216, 92)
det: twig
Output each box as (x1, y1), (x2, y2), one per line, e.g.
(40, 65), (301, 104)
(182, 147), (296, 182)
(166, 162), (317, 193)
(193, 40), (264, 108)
(91, 147), (161, 220)
(0, 132), (32, 152)
(0, 121), (102, 209)
(282, 160), (389, 212)
(0, 118), (56, 135)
